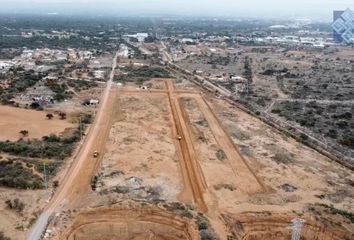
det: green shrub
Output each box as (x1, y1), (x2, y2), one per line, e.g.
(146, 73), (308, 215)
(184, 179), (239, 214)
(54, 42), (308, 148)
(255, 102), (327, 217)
(271, 109), (281, 114)
(317, 204), (354, 223)
(5, 198), (25, 212)
(0, 232), (11, 240)
(0, 140), (73, 160)
(0, 160), (43, 189)
(114, 66), (171, 82)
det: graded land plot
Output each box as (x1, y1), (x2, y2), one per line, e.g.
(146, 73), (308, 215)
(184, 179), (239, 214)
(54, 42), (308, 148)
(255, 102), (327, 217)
(179, 95), (264, 210)
(206, 96), (354, 234)
(0, 105), (75, 141)
(52, 201), (203, 240)
(98, 95), (183, 202)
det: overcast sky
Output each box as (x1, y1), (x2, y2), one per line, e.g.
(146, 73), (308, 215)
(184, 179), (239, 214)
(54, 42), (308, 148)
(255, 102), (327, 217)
(1, 0), (354, 20)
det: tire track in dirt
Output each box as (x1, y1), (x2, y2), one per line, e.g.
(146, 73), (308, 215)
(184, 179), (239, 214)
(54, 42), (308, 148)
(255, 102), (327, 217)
(27, 52), (120, 240)
(63, 206), (199, 240)
(222, 213), (351, 240)
(165, 80), (208, 212)
(178, 93), (265, 194)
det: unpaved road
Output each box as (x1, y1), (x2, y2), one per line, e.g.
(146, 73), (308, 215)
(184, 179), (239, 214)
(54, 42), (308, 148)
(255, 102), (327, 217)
(165, 80), (208, 212)
(27, 51), (119, 240)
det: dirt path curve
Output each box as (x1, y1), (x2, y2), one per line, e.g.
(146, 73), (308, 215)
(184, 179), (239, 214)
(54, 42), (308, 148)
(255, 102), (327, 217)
(165, 80), (208, 212)
(27, 51), (119, 240)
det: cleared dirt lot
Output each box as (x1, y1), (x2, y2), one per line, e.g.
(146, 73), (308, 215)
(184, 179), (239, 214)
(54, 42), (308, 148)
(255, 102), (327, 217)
(210, 96), (354, 208)
(98, 94), (183, 202)
(0, 188), (47, 240)
(0, 105), (75, 141)
(43, 79), (353, 240)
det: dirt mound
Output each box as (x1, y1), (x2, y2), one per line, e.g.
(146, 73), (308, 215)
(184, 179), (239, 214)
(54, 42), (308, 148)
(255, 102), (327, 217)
(222, 213), (353, 240)
(60, 204), (199, 240)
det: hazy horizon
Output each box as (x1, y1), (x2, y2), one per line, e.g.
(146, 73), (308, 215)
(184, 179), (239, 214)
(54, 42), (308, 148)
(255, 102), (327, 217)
(0, 0), (354, 21)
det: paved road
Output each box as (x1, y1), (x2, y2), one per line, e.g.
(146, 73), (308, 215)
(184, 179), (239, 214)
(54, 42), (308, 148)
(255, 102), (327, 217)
(27, 51), (119, 240)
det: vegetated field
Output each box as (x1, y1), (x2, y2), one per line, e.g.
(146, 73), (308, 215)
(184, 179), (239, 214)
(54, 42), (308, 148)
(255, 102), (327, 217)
(0, 106), (87, 240)
(273, 101), (354, 155)
(0, 105), (74, 141)
(176, 45), (354, 163)
(114, 66), (171, 83)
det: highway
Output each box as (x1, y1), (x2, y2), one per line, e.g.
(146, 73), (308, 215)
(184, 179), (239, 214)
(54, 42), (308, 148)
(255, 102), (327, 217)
(26, 50), (119, 240)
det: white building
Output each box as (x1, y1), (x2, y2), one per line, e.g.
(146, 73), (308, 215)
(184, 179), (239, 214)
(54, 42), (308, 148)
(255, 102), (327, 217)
(118, 44), (130, 58)
(93, 70), (105, 79)
(123, 33), (148, 42)
(0, 61), (14, 72)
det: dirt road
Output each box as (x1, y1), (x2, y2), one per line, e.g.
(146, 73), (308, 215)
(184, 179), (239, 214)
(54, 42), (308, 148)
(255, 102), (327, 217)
(165, 80), (208, 212)
(27, 51), (119, 240)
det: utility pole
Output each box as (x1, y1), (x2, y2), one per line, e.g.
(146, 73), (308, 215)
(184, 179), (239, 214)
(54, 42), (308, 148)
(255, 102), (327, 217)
(79, 116), (83, 141)
(291, 218), (305, 240)
(41, 143), (48, 201)
(43, 161), (48, 201)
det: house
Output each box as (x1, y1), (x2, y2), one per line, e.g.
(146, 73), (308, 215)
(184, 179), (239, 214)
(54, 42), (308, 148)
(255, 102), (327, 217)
(89, 99), (99, 105)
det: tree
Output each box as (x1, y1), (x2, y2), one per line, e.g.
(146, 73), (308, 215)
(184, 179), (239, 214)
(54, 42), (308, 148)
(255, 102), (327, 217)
(59, 112), (67, 120)
(30, 102), (40, 109)
(46, 113), (54, 120)
(53, 180), (59, 188)
(19, 130), (29, 137)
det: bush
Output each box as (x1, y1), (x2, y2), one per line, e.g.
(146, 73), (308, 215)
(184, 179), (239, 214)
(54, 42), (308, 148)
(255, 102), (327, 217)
(299, 133), (309, 142)
(0, 140), (73, 160)
(5, 198), (25, 212)
(42, 134), (61, 142)
(271, 109), (281, 114)
(340, 134), (354, 148)
(30, 102), (40, 109)
(67, 79), (98, 91)
(0, 160), (43, 189)
(317, 204), (354, 223)
(197, 215), (209, 230)
(271, 151), (294, 164)
(0, 232), (10, 240)
(114, 66), (171, 82)
(81, 113), (93, 124)
(200, 229), (216, 240)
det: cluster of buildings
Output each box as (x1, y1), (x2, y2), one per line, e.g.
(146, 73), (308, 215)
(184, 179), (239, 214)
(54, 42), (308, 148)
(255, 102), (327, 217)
(117, 44), (135, 58)
(1, 48), (95, 71)
(18, 49), (67, 63)
(21, 30), (79, 39)
(123, 33), (149, 42)
(0, 61), (14, 73)
(17, 48), (93, 63)
(237, 36), (337, 49)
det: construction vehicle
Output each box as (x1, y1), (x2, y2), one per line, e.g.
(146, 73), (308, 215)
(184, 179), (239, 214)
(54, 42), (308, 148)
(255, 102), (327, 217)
(177, 135), (182, 140)
(93, 151), (99, 158)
